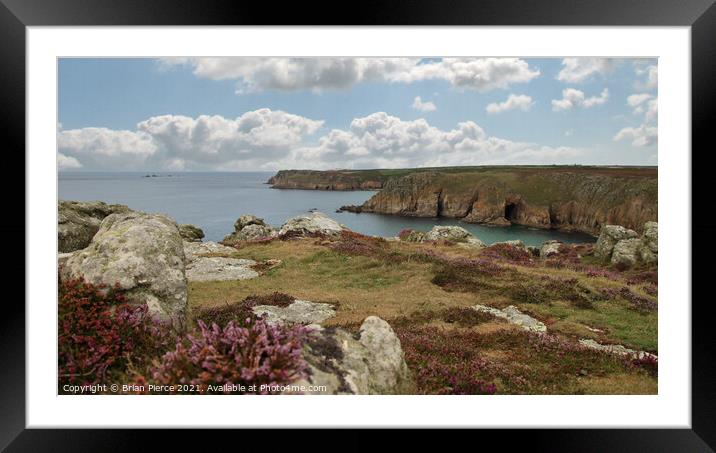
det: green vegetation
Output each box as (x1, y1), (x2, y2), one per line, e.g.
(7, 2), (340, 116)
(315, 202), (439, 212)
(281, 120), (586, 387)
(187, 232), (657, 394)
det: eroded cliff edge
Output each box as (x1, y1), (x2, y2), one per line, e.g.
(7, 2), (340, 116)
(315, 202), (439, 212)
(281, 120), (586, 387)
(268, 167), (657, 235)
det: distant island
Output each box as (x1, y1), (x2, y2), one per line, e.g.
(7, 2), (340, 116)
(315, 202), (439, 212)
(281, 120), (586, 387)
(267, 166), (657, 236)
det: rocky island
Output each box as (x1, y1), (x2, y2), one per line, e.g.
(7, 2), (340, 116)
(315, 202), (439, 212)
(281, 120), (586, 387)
(268, 166), (657, 236)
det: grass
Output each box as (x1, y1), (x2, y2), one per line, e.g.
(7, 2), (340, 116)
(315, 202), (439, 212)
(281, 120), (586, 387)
(186, 233), (657, 394)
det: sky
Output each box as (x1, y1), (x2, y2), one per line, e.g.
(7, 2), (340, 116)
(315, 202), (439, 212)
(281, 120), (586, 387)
(57, 57), (658, 172)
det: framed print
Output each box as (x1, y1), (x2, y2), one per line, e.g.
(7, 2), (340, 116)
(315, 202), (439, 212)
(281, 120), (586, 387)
(6, 0), (715, 449)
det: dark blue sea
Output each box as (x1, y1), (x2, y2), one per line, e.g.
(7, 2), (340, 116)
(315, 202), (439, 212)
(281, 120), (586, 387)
(58, 172), (595, 246)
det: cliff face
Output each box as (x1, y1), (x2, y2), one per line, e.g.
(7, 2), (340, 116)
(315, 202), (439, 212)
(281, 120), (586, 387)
(358, 168), (657, 235)
(268, 170), (385, 190)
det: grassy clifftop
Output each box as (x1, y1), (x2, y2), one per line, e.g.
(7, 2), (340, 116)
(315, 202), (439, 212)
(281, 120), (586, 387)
(268, 166), (657, 235)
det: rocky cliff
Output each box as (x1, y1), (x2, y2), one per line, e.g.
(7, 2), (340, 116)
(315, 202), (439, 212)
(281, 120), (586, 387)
(357, 167), (657, 235)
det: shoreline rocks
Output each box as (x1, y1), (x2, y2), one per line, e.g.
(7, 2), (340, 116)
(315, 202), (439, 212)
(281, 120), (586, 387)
(222, 215), (277, 245)
(278, 212), (347, 238)
(178, 224), (204, 242)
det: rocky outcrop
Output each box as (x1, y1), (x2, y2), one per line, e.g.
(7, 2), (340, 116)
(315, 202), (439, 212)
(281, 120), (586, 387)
(183, 241), (237, 261)
(178, 224), (204, 242)
(60, 211), (187, 328)
(578, 339), (657, 360)
(252, 300), (336, 327)
(473, 304), (547, 332)
(424, 225), (475, 242)
(352, 168), (657, 236)
(278, 212), (346, 238)
(540, 240), (563, 258)
(58, 200), (130, 252)
(268, 170), (386, 190)
(594, 223), (658, 268)
(222, 215), (277, 245)
(289, 316), (414, 395)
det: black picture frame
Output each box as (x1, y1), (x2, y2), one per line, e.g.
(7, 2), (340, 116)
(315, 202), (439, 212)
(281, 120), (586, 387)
(5, 0), (714, 449)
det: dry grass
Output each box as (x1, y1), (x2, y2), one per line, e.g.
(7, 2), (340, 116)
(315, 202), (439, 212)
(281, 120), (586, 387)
(186, 235), (657, 394)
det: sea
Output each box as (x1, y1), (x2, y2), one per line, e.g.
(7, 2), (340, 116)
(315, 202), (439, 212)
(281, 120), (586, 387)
(58, 172), (596, 246)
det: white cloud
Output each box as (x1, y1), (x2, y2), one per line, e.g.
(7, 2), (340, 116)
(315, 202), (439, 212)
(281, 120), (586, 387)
(627, 93), (657, 122)
(160, 57), (540, 93)
(552, 88), (609, 111)
(613, 124), (658, 147)
(289, 112), (581, 169)
(486, 94), (534, 114)
(557, 58), (617, 83)
(58, 153), (82, 169)
(635, 63), (658, 90)
(411, 96), (436, 112)
(58, 110), (581, 170)
(58, 109), (323, 171)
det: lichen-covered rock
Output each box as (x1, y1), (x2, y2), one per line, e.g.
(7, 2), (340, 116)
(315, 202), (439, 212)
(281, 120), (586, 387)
(178, 224), (204, 242)
(60, 211), (187, 328)
(540, 240), (563, 258)
(278, 212), (346, 238)
(473, 304), (547, 332)
(610, 238), (642, 268)
(252, 300), (336, 326)
(288, 316), (413, 395)
(222, 215), (277, 245)
(639, 221), (658, 264)
(424, 225), (475, 242)
(58, 200), (130, 252)
(594, 225), (638, 261)
(185, 257), (259, 282)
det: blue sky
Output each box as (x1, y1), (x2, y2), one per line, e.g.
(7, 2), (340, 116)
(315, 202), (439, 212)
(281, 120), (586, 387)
(58, 57), (657, 171)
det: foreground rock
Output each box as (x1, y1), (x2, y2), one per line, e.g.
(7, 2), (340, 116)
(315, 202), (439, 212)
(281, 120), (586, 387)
(579, 339), (657, 360)
(222, 215), (277, 245)
(252, 300), (336, 326)
(289, 316), (414, 395)
(472, 304), (547, 332)
(185, 257), (259, 282)
(401, 225), (486, 248)
(594, 223), (658, 268)
(60, 211), (187, 328)
(178, 224), (204, 242)
(58, 200), (130, 252)
(278, 212), (346, 238)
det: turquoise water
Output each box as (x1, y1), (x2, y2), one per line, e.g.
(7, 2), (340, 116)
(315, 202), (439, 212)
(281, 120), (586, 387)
(58, 172), (595, 246)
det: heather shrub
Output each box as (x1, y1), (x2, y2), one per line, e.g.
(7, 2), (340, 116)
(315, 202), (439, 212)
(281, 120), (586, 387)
(441, 307), (494, 327)
(145, 319), (309, 394)
(396, 326), (497, 395)
(397, 228), (414, 240)
(480, 243), (534, 265)
(58, 279), (173, 388)
(632, 355), (658, 377)
(619, 287), (658, 312)
(195, 292), (295, 328)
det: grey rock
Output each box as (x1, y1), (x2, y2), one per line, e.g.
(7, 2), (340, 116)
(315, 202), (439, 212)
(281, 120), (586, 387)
(252, 300), (336, 326)
(185, 257), (259, 282)
(289, 316), (413, 395)
(526, 245), (541, 257)
(579, 339), (657, 360)
(278, 212), (346, 238)
(424, 225), (475, 242)
(595, 225), (638, 261)
(234, 214), (267, 231)
(183, 241), (237, 261)
(58, 200), (130, 252)
(178, 224), (204, 242)
(540, 240), (563, 258)
(639, 221), (658, 264)
(60, 211), (187, 328)
(472, 304), (547, 332)
(610, 238), (642, 268)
